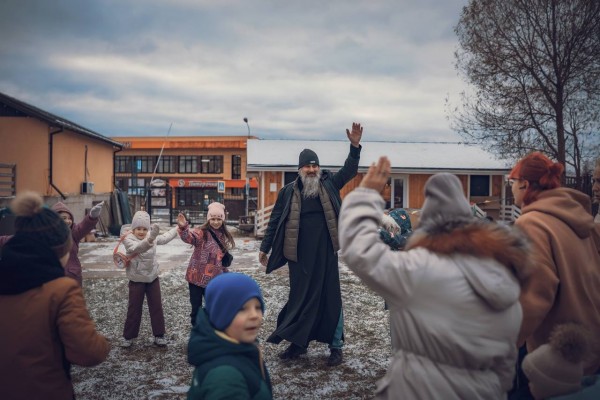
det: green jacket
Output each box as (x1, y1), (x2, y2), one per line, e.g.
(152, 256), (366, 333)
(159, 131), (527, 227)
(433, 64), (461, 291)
(187, 309), (272, 400)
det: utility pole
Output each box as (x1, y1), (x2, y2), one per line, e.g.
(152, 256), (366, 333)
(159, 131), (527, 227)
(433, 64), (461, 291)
(243, 118), (250, 217)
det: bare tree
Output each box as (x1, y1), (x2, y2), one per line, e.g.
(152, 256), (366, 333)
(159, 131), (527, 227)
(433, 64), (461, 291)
(451, 0), (600, 184)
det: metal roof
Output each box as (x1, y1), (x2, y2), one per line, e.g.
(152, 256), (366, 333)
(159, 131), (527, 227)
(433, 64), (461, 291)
(0, 91), (123, 148)
(248, 139), (512, 174)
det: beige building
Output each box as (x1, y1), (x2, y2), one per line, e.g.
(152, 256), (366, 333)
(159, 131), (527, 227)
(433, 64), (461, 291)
(0, 91), (122, 224)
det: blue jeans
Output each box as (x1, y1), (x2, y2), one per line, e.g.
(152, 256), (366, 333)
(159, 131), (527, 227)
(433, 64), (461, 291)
(329, 310), (344, 349)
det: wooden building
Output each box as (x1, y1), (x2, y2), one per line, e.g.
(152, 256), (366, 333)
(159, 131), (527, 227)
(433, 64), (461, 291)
(247, 139), (513, 232)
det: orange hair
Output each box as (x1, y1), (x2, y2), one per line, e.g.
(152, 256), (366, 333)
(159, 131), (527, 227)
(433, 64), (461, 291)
(509, 152), (563, 206)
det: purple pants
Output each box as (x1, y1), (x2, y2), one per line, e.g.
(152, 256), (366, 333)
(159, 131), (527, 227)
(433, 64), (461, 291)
(123, 278), (165, 339)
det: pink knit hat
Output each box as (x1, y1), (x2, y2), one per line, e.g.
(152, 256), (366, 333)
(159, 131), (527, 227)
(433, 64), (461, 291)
(207, 202), (225, 220)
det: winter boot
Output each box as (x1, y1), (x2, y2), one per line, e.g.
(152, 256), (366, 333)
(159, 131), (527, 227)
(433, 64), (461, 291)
(279, 343), (307, 360)
(327, 348), (343, 366)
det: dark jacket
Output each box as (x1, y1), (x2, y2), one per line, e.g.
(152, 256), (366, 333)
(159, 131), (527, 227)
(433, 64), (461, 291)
(0, 235), (110, 400)
(379, 208), (413, 251)
(260, 144), (361, 273)
(187, 309), (272, 400)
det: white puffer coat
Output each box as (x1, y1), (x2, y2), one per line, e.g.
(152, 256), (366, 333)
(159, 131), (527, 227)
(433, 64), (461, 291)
(123, 227), (178, 283)
(340, 188), (530, 400)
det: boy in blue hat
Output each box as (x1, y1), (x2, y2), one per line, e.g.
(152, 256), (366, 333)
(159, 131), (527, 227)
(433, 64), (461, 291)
(187, 273), (272, 399)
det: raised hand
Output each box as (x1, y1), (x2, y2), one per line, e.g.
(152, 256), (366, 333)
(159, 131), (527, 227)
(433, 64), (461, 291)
(346, 122), (363, 147)
(360, 156), (391, 194)
(148, 223), (160, 242)
(177, 213), (188, 227)
(89, 202), (104, 219)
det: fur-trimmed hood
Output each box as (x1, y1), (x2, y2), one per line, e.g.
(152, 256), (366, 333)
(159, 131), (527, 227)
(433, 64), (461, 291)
(407, 220), (530, 276)
(406, 220), (531, 310)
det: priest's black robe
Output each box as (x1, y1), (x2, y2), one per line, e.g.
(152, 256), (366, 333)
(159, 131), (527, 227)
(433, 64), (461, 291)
(266, 195), (342, 347)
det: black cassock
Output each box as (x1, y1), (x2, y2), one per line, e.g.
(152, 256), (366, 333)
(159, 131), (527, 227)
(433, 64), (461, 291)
(267, 195), (342, 347)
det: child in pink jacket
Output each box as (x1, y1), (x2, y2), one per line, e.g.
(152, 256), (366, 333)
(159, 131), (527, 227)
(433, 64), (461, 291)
(51, 201), (103, 286)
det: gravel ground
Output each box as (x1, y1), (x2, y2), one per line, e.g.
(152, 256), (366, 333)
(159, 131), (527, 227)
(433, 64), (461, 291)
(72, 231), (391, 399)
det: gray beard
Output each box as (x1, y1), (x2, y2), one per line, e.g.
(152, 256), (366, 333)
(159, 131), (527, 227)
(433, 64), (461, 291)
(299, 170), (321, 199)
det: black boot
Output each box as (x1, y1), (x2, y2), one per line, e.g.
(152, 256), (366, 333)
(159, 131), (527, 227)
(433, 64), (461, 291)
(279, 343), (307, 360)
(327, 348), (343, 366)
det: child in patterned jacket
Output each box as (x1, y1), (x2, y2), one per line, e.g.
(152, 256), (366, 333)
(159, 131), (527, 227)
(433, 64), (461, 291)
(177, 202), (235, 326)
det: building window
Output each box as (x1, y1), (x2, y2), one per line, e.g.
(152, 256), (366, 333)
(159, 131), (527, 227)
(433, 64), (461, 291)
(176, 188), (218, 210)
(136, 156), (157, 173)
(284, 172), (297, 185)
(179, 156), (198, 173)
(115, 156), (132, 173)
(157, 156), (176, 173)
(176, 188), (203, 207)
(470, 175), (490, 196)
(128, 178), (147, 196)
(231, 188), (244, 195)
(200, 156), (223, 174)
(232, 155), (242, 179)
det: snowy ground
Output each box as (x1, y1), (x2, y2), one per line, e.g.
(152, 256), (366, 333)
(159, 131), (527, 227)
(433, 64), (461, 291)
(73, 226), (391, 399)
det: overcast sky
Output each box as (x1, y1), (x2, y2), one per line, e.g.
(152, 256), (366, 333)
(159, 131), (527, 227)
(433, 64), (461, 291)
(0, 0), (470, 141)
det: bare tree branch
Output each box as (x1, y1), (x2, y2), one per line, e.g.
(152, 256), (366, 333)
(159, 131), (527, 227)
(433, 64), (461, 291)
(450, 0), (600, 183)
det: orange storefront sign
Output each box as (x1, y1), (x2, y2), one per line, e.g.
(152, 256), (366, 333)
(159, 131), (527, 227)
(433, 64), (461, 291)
(168, 178), (257, 189)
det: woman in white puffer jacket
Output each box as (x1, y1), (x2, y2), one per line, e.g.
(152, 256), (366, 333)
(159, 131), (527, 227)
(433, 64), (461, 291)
(339, 157), (531, 400)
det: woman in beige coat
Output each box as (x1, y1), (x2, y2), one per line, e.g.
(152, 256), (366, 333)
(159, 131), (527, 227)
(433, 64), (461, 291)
(339, 157), (530, 399)
(0, 192), (109, 400)
(509, 152), (600, 375)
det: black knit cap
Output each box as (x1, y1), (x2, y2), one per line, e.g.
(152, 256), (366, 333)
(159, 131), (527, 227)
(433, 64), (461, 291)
(11, 192), (72, 258)
(298, 149), (320, 169)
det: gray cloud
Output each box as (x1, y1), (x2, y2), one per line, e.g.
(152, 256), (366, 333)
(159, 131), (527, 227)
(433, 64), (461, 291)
(0, 0), (469, 141)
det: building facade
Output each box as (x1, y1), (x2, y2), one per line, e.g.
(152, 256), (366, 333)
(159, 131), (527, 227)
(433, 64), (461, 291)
(111, 136), (257, 221)
(0, 91), (122, 228)
(247, 139), (513, 233)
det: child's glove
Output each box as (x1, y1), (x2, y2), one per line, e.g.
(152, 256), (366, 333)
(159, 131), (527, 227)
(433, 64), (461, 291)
(176, 213), (188, 228)
(89, 202), (104, 219)
(148, 224), (160, 243)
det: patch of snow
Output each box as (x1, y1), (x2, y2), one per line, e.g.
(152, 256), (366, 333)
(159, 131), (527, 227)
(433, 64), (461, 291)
(72, 234), (391, 399)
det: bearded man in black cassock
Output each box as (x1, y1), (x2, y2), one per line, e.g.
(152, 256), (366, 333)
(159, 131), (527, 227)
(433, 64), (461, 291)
(259, 122), (363, 367)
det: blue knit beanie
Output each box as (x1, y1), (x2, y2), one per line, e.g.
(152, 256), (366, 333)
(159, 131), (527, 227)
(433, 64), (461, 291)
(205, 273), (265, 331)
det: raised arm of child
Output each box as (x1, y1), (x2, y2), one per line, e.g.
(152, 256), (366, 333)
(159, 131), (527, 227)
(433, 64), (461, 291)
(154, 226), (179, 246)
(177, 213), (204, 246)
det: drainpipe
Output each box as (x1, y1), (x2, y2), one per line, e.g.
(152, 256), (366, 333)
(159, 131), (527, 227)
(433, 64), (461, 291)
(113, 146), (123, 190)
(49, 127), (67, 200)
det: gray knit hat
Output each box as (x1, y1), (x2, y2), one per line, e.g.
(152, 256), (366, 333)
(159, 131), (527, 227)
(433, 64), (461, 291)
(131, 211), (151, 230)
(418, 173), (473, 230)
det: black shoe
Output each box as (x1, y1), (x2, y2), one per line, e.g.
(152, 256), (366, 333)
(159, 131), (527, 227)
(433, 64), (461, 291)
(279, 343), (307, 360)
(327, 348), (343, 366)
